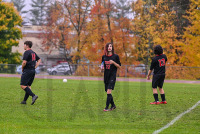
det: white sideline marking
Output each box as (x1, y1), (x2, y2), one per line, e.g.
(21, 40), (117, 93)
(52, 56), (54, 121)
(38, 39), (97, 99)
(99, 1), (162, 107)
(153, 100), (200, 134)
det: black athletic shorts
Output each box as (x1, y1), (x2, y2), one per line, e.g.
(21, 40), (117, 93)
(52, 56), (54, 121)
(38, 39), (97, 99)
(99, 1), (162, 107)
(20, 69), (36, 86)
(105, 82), (115, 92)
(152, 74), (165, 88)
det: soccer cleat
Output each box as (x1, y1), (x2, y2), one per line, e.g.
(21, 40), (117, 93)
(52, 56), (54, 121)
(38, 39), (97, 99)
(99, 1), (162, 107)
(110, 105), (116, 111)
(20, 101), (26, 104)
(31, 95), (38, 105)
(150, 101), (160, 105)
(103, 108), (110, 112)
(160, 101), (167, 104)
(103, 106), (110, 111)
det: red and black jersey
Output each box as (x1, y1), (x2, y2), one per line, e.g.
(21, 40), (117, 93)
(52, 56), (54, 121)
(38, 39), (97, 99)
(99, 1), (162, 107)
(150, 54), (167, 75)
(23, 49), (40, 70)
(102, 54), (121, 83)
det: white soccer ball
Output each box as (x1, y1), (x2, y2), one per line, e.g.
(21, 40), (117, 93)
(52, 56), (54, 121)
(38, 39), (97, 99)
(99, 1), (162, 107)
(63, 79), (67, 82)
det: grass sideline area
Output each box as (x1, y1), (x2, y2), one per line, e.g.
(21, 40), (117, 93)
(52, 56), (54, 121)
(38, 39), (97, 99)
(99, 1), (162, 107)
(0, 77), (199, 134)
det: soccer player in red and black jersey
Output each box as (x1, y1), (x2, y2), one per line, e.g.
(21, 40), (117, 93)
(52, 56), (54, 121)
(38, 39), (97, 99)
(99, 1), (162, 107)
(147, 45), (167, 105)
(101, 43), (121, 111)
(20, 41), (41, 105)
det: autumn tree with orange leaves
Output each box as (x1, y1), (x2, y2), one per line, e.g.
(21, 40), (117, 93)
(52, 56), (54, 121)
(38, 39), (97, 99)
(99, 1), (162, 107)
(40, 0), (137, 65)
(64, 0), (91, 63)
(112, 0), (136, 65)
(148, 0), (183, 65)
(40, 1), (71, 62)
(180, 0), (200, 67)
(83, 0), (137, 65)
(131, 0), (183, 65)
(40, 0), (199, 68)
(131, 0), (153, 65)
(82, 0), (107, 62)
(40, 0), (91, 64)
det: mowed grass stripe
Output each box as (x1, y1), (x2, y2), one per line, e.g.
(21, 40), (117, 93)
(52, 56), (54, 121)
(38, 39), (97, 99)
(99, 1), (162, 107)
(0, 77), (199, 134)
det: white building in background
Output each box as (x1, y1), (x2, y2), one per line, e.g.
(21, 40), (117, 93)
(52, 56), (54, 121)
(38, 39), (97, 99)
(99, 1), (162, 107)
(12, 25), (67, 67)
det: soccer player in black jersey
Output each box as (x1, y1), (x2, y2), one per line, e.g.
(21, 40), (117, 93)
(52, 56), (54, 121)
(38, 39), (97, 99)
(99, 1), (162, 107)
(20, 41), (41, 105)
(147, 45), (167, 105)
(101, 43), (121, 111)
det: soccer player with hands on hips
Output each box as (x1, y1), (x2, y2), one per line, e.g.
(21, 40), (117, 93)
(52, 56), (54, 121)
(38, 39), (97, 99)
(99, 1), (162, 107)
(101, 43), (121, 111)
(147, 45), (167, 105)
(20, 41), (41, 105)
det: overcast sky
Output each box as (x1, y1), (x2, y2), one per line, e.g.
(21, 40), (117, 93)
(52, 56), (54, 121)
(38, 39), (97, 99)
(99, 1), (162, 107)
(5, 0), (134, 21)
(6, 0), (133, 11)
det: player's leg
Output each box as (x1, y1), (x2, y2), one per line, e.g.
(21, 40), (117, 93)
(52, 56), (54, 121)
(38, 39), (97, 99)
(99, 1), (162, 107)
(158, 75), (167, 104)
(104, 83), (110, 111)
(20, 71), (34, 104)
(158, 87), (164, 94)
(20, 85), (30, 104)
(20, 85), (35, 97)
(109, 83), (116, 111)
(20, 70), (38, 105)
(22, 86), (31, 103)
(104, 83), (109, 111)
(150, 88), (160, 104)
(150, 75), (160, 104)
(158, 87), (167, 104)
(104, 89), (112, 111)
(104, 82), (116, 111)
(28, 70), (38, 105)
(22, 91), (29, 104)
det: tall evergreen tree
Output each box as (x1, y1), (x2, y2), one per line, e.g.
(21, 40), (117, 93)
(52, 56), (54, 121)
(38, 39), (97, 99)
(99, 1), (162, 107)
(11, 0), (27, 15)
(171, 0), (190, 35)
(29, 0), (50, 25)
(114, 0), (131, 19)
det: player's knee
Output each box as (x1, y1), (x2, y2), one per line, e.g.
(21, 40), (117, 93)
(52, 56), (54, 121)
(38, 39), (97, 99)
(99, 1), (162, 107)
(107, 89), (112, 94)
(20, 85), (27, 90)
(152, 88), (158, 93)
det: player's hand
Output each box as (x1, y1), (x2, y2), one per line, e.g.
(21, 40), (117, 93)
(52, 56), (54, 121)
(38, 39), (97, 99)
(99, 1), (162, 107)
(109, 60), (114, 64)
(147, 75), (150, 80)
(101, 68), (104, 73)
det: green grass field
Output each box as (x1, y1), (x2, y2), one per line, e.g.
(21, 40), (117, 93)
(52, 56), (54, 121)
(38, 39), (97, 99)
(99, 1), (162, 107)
(0, 77), (199, 134)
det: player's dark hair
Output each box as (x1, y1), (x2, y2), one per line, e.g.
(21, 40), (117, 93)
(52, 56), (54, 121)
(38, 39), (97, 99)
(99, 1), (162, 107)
(24, 41), (33, 48)
(154, 45), (163, 55)
(104, 43), (114, 56)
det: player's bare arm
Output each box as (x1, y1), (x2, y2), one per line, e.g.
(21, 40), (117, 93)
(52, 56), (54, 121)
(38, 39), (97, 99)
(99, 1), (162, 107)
(109, 60), (121, 69)
(35, 59), (41, 69)
(147, 70), (152, 80)
(21, 60), (27, 72)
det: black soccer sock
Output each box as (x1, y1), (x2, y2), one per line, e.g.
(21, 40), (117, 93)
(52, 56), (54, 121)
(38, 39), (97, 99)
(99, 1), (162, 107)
(153, 94), (159, 102)
(23, 92), (29, 101)
(161, 94), (166, 101)
(110, 94), (115, 107)
(106, 94), (112, 109)
(24, 87), (35, 97)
